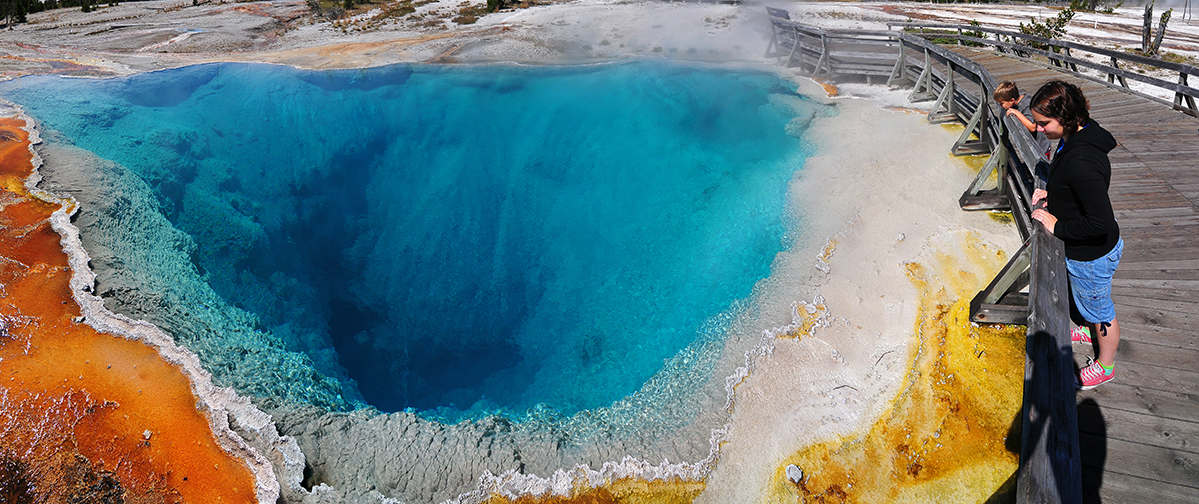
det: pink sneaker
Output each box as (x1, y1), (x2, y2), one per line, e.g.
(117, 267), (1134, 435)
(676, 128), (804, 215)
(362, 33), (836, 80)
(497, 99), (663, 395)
(1077, 360), (1114, 390)
(1071, 326), (1092, 344)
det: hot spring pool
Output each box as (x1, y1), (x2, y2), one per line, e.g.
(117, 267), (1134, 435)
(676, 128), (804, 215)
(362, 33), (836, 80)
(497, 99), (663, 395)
(3, 61), (831, 421)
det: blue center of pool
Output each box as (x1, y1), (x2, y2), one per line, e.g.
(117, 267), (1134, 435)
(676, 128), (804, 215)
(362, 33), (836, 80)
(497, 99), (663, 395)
(3, 62), (821, 419)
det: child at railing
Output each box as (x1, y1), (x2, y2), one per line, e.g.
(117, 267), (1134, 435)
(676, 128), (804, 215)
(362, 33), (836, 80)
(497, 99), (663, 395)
(993, 80), (1055, 161)
(1028, 80), (1123, 390)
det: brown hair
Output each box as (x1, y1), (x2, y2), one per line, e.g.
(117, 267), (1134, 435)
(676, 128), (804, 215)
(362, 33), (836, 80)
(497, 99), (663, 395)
(1031, 80), (1091, 135)
(993, 81), (1019, 102)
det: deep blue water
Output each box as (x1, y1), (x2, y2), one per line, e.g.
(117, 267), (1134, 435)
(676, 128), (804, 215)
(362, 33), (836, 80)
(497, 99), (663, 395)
(2, 62), (825, 419)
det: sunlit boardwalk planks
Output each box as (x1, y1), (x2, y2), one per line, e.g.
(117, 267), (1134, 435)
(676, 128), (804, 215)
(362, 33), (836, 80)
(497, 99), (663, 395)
(953, 46), (1199, 504)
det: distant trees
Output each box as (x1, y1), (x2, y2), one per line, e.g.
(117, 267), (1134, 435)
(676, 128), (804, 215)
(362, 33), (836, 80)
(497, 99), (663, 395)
(1, 0), (33, 25)
(0, 0), (89, 24)
(0, 0), (132, 23)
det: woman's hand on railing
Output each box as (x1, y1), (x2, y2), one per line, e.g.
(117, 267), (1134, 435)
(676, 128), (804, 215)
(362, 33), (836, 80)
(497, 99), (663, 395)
(1031, 208), (1058, 234)
(1031, 188), (1048, 206)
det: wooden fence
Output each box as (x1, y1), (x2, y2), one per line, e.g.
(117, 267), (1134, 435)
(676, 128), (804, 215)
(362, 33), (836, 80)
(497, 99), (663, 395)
(766, 9), (1097, 503)
(892, 22), (1199, 118)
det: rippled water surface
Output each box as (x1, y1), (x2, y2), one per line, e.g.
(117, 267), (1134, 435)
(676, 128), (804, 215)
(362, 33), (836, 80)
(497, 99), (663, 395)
(2, 62), (824, 420)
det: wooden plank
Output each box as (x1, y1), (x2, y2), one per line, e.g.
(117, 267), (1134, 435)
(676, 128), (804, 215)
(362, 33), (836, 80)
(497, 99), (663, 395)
(1120, 228), (1199, 241)
(1111, 137), (1199, 148)
(1108, 184), (1194, 197)
(1115, 268), (1199, 280)
(1111, 197), (1194, 211)
(1112, 291), (1199, 314)
(1081, 465), (1199, 504)
(1114, 320), (1198, 351)
(1113, 293), (1199, 315)
(1079, 381), (1199, 425)
(1117, 259), (1199, 272)
(1077, 433), (1199, 490)
(1108, 235), (1199, 251)
(1112, 207), (1199, 219)
(1109, 184), (1193, 197)
(1104, 121), (1199, 132)
(1108, 184), (1191, 197)
(1119, 245), (1199, 262)
(1116, 303), (1199, 333)
(1113, 284), (1199, 302)
(1108, 178), (1180, 188)
(1111, 198), (1194, 211)
(1077, 401), (1199, 456)
(1112, 180), (1199, 192)
(1115, 134), (1199, 145)
(1113, 284), (1199, 304)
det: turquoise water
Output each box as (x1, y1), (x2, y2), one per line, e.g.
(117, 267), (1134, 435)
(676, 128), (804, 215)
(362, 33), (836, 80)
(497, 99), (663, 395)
(2, 62), (828, 419)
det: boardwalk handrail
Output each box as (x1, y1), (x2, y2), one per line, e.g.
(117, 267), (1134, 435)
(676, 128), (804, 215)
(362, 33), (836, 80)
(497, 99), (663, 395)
(890, 22), (1199, 117)
(768, 10), (1082, 504)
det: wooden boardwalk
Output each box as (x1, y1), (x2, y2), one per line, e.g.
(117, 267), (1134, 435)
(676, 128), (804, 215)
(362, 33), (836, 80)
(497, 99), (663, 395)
(953, 47), (1199, 504)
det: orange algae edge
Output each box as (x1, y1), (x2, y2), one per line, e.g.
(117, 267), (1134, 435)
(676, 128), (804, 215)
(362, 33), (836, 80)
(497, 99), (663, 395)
(485, 477), (705, 504)
(769, 233), (1025, 503)
(810, 78), (839, 97)
(0, 117), (259, 502)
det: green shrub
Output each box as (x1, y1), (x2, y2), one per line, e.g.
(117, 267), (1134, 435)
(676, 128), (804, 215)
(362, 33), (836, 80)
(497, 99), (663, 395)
(1019, 7), (1075, 50)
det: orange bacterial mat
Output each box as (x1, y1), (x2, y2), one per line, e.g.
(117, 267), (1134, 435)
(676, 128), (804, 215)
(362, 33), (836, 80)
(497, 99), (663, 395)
(0, 116), (258, 503)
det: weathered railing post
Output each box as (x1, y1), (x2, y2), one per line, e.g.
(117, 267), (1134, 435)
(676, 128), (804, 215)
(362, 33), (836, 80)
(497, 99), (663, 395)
(794, 26), (805, 71)
(816, 33), (831, 74)
(928, 60), (959, 123)
(1062, 47), (1078, 72)
(1108, 56), (1129, 88)
(909, 48), (936, 101)
(1017, 217), (1082, 504)
(1176, 72), (1198, 114)
(888, 40), (910, 86)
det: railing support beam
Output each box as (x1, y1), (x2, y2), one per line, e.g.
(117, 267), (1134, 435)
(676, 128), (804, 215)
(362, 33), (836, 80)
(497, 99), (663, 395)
(928, 60), (959, 123)
(952, 97), (990, 155)
(969, 239), (1030, 324)
(1108, 56), (1129, 88)
(909, 49), (936, 102)
(1176, 72), (1198, 114)
(960, 144), (1010, 210)
(888, 41), (909, 86)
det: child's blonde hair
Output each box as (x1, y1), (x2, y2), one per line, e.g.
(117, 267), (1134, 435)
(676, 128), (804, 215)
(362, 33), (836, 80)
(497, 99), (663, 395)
(993, 81), (1020, 102)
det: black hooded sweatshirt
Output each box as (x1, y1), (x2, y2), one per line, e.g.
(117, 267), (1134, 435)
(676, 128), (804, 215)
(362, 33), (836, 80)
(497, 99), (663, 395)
(1045, 119), (1120, 261)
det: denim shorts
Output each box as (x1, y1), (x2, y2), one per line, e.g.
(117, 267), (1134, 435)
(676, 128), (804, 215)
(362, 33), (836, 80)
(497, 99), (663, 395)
(1066, 238), (1123, 324)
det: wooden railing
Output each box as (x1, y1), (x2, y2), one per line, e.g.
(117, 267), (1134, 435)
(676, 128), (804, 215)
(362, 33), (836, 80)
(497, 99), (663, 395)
(892, 22), (1199, 117)
(768, 9), (1082, 504)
